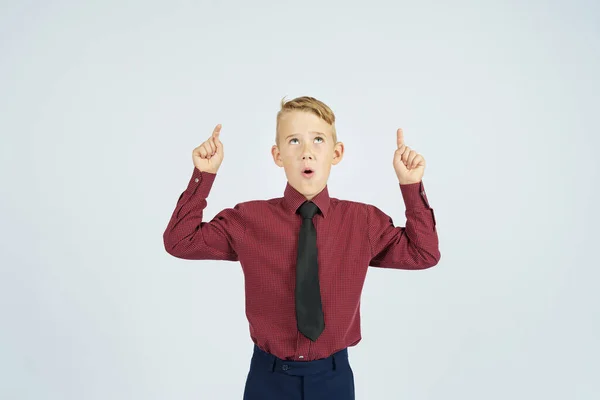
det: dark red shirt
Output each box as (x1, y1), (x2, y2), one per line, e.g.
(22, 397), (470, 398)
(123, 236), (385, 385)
(163, 168), (440, 361)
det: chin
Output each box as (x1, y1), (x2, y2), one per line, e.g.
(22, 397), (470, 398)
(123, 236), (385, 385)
(299, 180), (325, 196)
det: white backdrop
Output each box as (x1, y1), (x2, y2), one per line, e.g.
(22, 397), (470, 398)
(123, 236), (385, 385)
(1, 0), (599, 399)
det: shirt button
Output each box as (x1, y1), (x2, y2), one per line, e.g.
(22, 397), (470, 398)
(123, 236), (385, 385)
(195, 178), (199, 183)
(298, 356), (304, 359)
(282, 364), (289, 371)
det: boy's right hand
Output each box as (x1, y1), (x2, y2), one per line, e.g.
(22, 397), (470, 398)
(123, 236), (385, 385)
(192, 124), (224, 174)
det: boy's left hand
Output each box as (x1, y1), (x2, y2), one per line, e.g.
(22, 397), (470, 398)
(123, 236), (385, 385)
(393, 128), (425, 185)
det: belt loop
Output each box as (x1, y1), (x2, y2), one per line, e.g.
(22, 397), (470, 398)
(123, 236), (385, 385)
(270, 356), (276, 372)
(332, 353), (337, 370)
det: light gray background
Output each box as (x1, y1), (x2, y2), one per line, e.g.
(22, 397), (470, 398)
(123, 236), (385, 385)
(1, 0), (598, 399)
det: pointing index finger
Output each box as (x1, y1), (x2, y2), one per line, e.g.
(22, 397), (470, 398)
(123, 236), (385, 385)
(212, 124), (222, 138)
(397, 128), (404, 148)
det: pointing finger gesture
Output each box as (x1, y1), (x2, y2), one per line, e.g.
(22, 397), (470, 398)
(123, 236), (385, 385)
(192, 124), (225, 173)
(393, 128), (426, 185)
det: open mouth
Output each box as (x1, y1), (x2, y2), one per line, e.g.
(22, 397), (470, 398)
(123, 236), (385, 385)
(302, 168), (314, 178)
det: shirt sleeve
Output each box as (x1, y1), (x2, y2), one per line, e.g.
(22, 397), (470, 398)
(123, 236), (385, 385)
(367, 180), (440, 269)
(162, 168), (246, 261)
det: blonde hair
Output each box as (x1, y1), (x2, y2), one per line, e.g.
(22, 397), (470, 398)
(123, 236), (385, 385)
(275, 96), (337, 146)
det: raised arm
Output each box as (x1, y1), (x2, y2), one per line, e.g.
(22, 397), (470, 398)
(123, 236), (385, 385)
(163, 124), (245, 261)
(368, 127), (440, 269)
(368, 181), (439, 269)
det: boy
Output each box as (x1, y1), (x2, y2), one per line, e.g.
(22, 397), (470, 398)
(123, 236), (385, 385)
(163, 96), (440, 399)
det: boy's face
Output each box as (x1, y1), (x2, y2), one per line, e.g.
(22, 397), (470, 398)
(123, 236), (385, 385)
(271, 111), (344, 200)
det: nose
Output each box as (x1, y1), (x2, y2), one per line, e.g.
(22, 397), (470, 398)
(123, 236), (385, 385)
(301, 144), (314, 160)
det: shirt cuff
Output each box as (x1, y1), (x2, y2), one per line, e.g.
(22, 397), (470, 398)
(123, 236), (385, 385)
(399, 180), (431, 210)
(187, 168), (217, 198)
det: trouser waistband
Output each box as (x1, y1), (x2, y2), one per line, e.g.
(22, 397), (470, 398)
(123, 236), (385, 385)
(252, 344), (348, 376)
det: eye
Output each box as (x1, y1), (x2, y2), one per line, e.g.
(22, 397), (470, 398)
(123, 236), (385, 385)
(289, 137), (324, 144)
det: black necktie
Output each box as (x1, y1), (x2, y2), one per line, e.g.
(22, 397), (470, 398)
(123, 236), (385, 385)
(295, 201), (325, 341)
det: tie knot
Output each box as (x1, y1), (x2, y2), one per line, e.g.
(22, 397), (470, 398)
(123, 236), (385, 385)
(298, 201), (319, 219)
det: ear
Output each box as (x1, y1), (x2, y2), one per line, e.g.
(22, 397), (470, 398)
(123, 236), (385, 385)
(271, 145), (284, 167)
(331, 141), (344, 165)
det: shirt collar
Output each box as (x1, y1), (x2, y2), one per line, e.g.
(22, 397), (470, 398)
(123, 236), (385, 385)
(283, 182), (330, 218)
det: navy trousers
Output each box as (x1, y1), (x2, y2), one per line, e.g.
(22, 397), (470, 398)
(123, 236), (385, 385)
(243, 344), (355, 400)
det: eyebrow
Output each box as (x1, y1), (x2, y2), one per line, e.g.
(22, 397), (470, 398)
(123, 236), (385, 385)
(285, 131), (326, 140)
